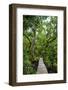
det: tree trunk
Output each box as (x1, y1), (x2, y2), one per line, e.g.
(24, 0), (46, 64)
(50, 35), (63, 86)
(31, 28), (36, 61)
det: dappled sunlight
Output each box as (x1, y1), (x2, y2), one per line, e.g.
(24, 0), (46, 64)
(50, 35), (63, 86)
(23, 15), (57, 75)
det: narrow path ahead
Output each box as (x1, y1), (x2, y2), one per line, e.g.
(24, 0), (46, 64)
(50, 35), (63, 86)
(37, 58), (48, 74)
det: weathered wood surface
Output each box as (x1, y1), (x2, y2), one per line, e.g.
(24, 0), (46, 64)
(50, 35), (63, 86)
(37, 58), (48, 74)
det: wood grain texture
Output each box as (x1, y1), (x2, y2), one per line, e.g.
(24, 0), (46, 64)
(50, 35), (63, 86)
(9, 4), (16, 86)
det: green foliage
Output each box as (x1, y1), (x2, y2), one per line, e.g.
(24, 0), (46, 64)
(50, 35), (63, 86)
(23, 15), (57, 74)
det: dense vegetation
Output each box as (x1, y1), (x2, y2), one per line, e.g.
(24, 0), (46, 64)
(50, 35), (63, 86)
(23, 15), (57, 74)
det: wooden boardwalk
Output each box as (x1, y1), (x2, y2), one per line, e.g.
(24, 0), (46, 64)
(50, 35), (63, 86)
(37, 58), (48, 74)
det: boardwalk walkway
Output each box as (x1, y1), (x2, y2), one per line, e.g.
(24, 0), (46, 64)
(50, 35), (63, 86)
(36, 58), (48, 74)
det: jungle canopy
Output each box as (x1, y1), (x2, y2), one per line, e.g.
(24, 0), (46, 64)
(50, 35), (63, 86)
(23, 15), (57, 75)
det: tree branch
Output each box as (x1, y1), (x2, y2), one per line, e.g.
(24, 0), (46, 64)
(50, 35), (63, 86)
(23, 33), (31, 48)
(45, 37), (56, 48)
(48, 37), (56, 43)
